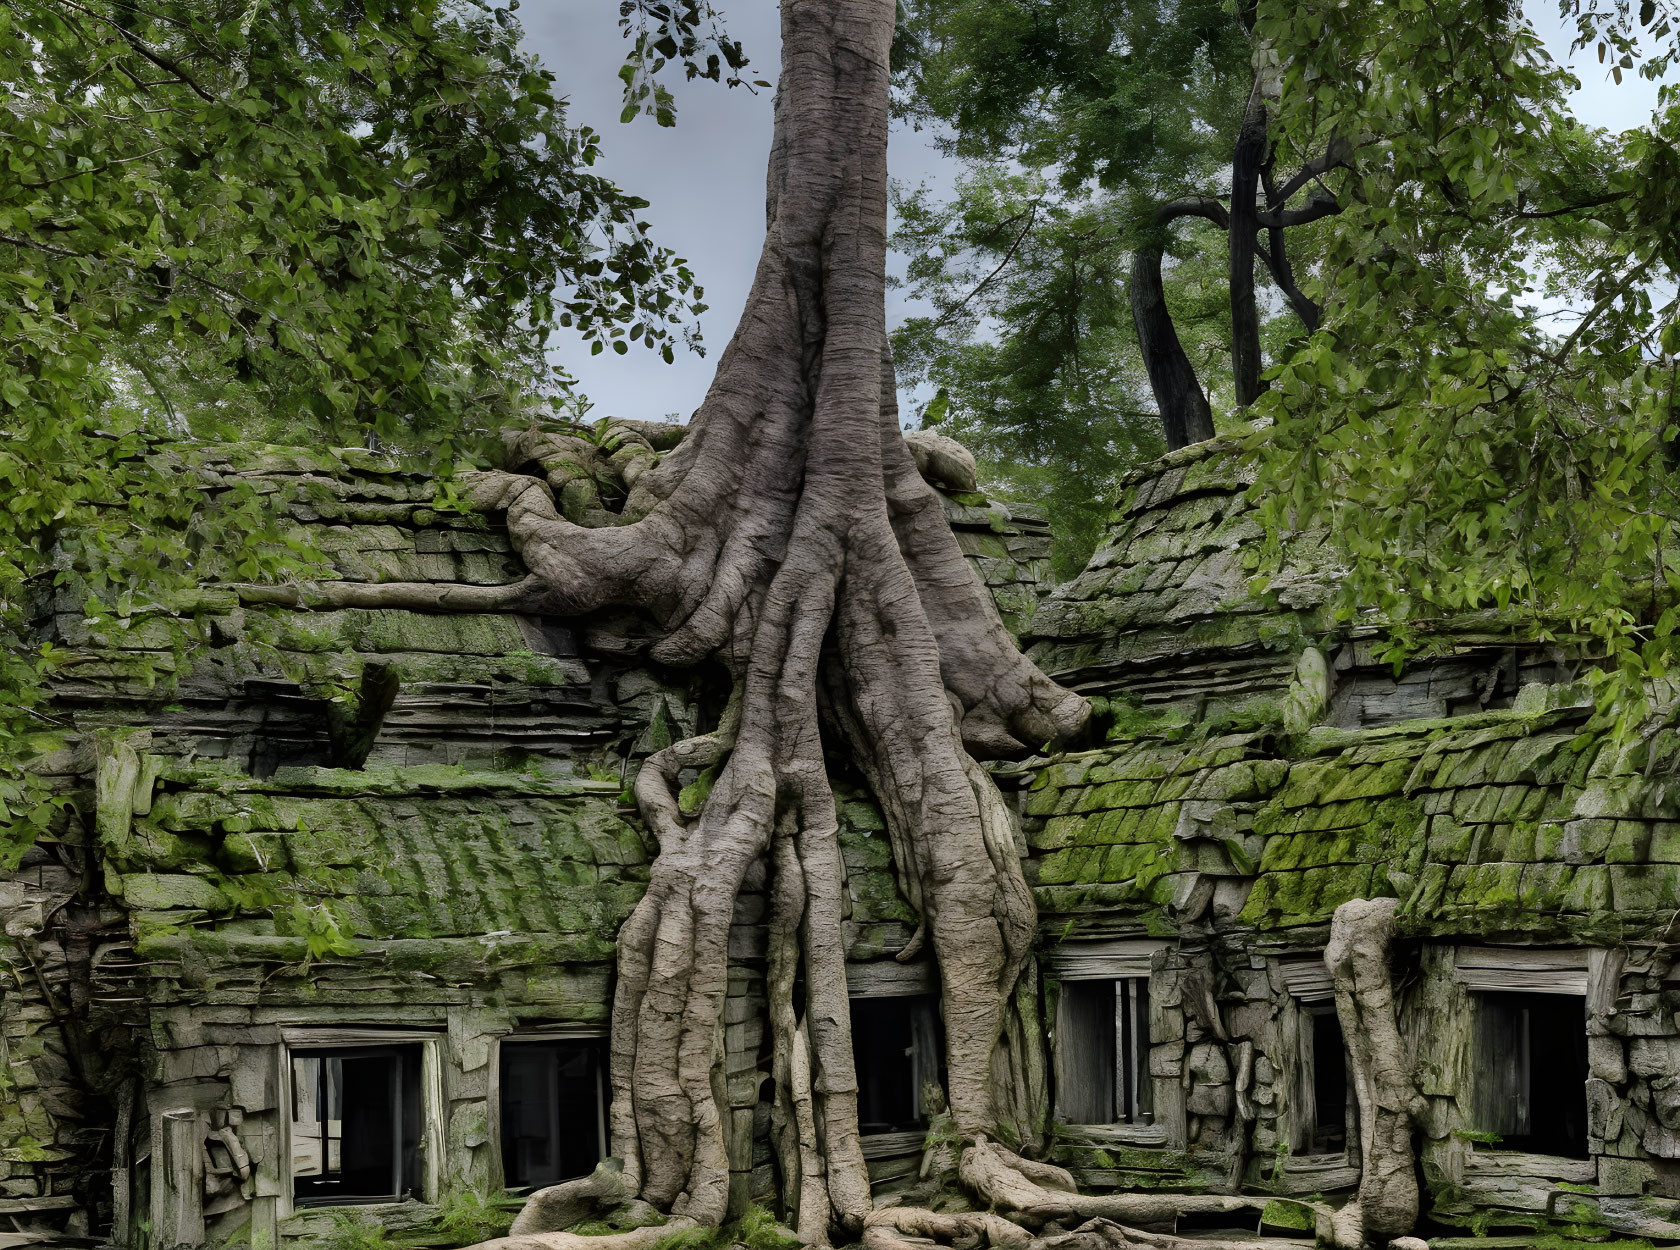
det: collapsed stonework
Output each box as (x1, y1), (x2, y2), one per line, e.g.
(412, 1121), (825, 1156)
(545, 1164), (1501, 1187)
(9, 435), (1680, 1249)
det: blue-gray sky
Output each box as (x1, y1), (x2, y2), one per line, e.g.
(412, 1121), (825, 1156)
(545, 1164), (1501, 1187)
(523, 3), (1668, 423)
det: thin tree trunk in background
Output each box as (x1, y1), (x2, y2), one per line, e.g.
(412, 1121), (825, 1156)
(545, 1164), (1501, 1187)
(1230, 80), (1268, 408)
(1131, 197), (1224, 449)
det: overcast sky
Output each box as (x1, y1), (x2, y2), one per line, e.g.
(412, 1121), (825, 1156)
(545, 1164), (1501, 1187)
(524, 3), (1669, 424)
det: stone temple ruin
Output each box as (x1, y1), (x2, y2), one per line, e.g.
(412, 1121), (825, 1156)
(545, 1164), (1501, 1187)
(11, 434), (1680, 1248)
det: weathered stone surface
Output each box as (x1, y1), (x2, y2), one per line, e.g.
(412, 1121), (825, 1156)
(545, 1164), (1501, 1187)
(19, 437), (1680, 1247)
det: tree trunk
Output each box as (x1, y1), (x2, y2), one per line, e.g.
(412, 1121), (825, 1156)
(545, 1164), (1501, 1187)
(430, 0), (1086, 1229)
(1130, 198), (1224, 450)
(1325, 898), (1425, 1244)
(1229, 80), (1267, 408)
(276, 4), (1421, 1244)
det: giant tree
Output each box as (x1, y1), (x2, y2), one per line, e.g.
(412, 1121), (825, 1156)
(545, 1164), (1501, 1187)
(245, 1), (1396, 1245)
(278, 0), (1081, 1226)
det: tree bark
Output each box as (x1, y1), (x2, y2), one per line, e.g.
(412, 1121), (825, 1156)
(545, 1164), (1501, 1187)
(1324, 898), (1425, 1244)
(1228, 79), (1268, 408)
(1130, 198), (1224, 450)
(273, 3), (1413, 1243)
(452, 0), (1086, 1229)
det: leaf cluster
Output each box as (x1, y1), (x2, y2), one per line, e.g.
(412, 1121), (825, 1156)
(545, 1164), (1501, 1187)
(1250, 0), (1680, 722)
(891, 168), (1187, 573)
(0, 0), (704, 846)
(889, 0), (1256, 570)
(616, 0), (759, 128)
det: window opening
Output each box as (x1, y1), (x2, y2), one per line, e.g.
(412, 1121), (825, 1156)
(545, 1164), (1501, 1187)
(499, 1039), (608, 1188)
(290, 1045), (421, 1205)
(850, 995), (944, 1134)
(1296, 1006), (1349, 1154)
(1054, 977), (1152, 1126)
(1472, 992), (1589, 1157)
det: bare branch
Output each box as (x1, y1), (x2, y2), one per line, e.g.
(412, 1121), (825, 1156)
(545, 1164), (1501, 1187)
(1256, 190), (1343, 230)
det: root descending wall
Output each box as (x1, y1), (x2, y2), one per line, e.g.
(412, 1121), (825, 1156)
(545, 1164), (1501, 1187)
(6, 439), (1052, 1247)
(14, 433), (1680, 1245)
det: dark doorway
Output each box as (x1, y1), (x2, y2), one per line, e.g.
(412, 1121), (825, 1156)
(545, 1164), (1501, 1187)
(1473, 992), (1589, 1157)
(1308, 1009), (1348, 1152)
(850, 995), (943, 1134)
(290, 1045), (421, 1205)
(1054, 977), (1152, 1125)
(499, 1039), (607, 1188)
(1292, 1004), (1351, 1155)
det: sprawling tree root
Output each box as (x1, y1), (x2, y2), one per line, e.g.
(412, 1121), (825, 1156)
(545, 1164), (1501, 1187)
(249, 0), (1079, 1226)
(460, 1225), (694, 1250)
(232, 3), (1422, 1247)
(1324, 898), (1426, 1246)
(866, 1209), (1313, 1250)
(506, 1161), (635, 1235)
(956, 1138), (1293, 1231)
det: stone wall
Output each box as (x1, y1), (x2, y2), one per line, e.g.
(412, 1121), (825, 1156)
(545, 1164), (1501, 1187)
(1016, 439), (1680, 1241)
(6, 437), (1050, 1247)
(13, 433), (1680, 1246)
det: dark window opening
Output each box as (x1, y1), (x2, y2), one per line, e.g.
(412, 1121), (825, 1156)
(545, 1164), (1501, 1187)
(290, 1045), (421, 1206)
(499, 1039), (607, 1189)
(850, 995), (943, 1134)
(1054, 977), (1153, 1126)
(1301, 1007), (1349, 1154)
(1473, 992), (1589, 1158)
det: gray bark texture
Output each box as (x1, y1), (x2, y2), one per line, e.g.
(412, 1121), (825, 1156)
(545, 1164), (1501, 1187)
(285, 0), (1083, 1234)
(1324, 898), (1427, 1244)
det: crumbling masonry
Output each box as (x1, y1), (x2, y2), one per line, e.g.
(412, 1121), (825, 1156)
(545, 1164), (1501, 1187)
(10, 436), (1680, 1247)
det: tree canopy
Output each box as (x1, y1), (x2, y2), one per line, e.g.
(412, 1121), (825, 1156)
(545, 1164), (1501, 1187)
(15, 2), (1680, 1246)
(0, 0), (704, 841)
(1249, 0), (1680, 709)
(893, 0), (1680, 717)
(889, 0), (1319, 570)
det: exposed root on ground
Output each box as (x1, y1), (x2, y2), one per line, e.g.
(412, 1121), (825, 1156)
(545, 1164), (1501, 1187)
(959, 1138), (1285, 1229)
(466, 1223), (696, 1250)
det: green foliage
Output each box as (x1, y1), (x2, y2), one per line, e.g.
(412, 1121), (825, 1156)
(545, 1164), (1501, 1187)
(214, 873), (359, 960)
(313, 1190), (522, 1250)
(894, 0), (1251, 186)
(676, 763), (718, 816)
(0, 0), (704, 848)
(616, 1), (758, 128)
(896, 0), (1680, 716)
(431, 1189), (522, 1246)
(1258, 1199), (1314, 1232)
(1248, 0), (1680, 721)
(323, 1211), (391, 1250)
(728, 1203), (802, 1250)
(891, 169), (1175, 574)
(638, 1206), (798, 1250)
(890, 0), (1257, 572)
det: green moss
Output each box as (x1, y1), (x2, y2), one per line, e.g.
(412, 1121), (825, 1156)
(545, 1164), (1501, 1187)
(676, 765), (718, 817)
(320, 1211), (392, 1250)
(430, 1191), (522, 1245)
(1258, 1199), (1314, 1231)
(116, 872), (230, 911)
